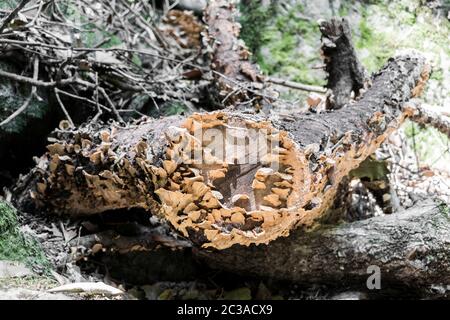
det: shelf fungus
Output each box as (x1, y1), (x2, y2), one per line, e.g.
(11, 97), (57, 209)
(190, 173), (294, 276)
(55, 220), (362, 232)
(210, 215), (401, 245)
(153, 112), (311, 249)
(18, 54), (429, 250)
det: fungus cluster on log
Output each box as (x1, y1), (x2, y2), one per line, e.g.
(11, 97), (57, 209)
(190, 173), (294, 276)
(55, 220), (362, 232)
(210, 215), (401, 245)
(18, 53), (430, 251)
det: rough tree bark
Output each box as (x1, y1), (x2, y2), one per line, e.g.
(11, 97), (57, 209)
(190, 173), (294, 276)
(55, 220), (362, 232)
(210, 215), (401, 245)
(320, 18), (368, 109)
(196, 201), (450, 289)
(15, 53), (429, 252)
(204, 0), (274, 108)
(69, 201), (450, 290)
(407, 100), (450, 138)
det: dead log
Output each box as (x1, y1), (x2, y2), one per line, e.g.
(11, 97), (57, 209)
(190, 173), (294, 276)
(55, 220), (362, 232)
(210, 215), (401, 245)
(320, 18), (368, 109)
(71, 201), (450, 289)
(15, 53), (429, 252)
(196, 201), (450, 289)
(204, 0), (273, 107)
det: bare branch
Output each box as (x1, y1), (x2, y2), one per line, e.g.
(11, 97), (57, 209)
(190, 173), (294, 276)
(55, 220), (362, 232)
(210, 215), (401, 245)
(267, 77), (326, 93)
(0, 55), (39, 127)
(0, 0), (31, 34)
(54, 88), (75, 128)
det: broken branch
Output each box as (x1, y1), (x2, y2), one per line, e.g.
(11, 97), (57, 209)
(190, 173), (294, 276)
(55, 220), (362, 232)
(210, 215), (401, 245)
(319, 18), (368, 109)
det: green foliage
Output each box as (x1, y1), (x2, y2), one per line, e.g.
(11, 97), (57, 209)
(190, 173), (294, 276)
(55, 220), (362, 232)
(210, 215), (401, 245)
(354, 9), (395, 72)
(439, 202), (450, 219)
(158, 289), (175, 300)
(353, 0), (450, 74)
(338, 3), (350, 17)
(163, 101), (189, 116)
(350, 157), (389, 181)
(131, 54), (142, 67)
(81, 24), (125, 49)
(0, 274), (57, 290)
(240, 2), (325, 86)
(239, 1), (275, 54)
(0, 201), (50, 272)
(56, 3), (124, 49)
(0, 201), (17, 234)
(403, 120), (450, 167)
(0, 0), (19, 9)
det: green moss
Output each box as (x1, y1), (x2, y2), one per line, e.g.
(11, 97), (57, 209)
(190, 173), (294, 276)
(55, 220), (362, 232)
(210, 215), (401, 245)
(0, 201), (51, 272)
(239, 1), (276, 54)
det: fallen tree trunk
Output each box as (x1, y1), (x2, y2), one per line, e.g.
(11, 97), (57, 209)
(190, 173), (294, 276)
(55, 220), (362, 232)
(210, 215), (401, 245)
(15, 53), (429, 251)
(196, 201), (450, 289)
(71, 201), (450, 290)
(406, 100), (450, 138)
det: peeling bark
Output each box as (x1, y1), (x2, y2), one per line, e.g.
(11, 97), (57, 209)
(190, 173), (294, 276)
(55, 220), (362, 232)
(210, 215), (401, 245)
(320, 18), (368, 109)
(15, 54), (429, 251)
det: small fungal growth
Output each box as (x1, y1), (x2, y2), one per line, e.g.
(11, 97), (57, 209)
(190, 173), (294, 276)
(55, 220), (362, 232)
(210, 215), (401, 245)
(22, 117), (183, 216)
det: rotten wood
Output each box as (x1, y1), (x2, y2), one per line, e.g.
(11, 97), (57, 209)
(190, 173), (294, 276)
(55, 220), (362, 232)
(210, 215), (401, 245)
(14, 53), (429, 252)
(320, 18), (368, 109)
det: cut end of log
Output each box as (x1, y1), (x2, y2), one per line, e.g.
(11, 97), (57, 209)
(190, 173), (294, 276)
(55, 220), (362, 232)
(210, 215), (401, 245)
(154, 112), (307, 249)
(152, 109), (412, 250)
